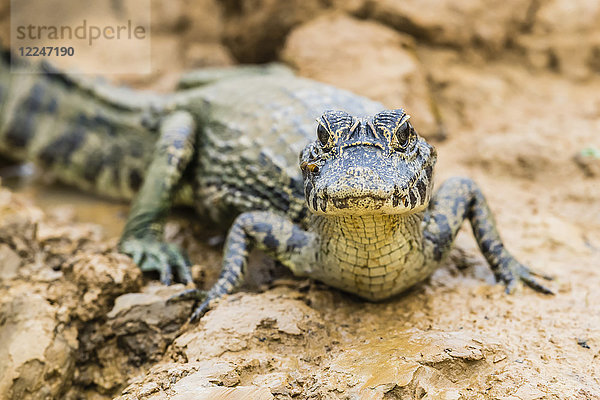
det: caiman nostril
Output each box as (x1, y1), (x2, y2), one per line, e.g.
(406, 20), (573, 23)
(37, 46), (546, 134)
(346, 166), (376, 178)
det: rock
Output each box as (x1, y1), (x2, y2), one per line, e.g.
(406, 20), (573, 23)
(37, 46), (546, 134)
(180, 0), (225, 43)
(99, 0), (232, 89)
(118, 296), (507, 399)
(359, 0), (531, 53)
(535, 0), (600, 33)
(0, 186), (150, 398)
(70, 253), (142, 322)
(117, 361), (273, 399)
(282, 13), (441, 138)
(0, 288), (77, 399)
(184, 43), (235, 69)
(149, 0), (187, 33)
(179, 0), (235, 69)
(107, 284), (194, 362)
(0, 188), (43, 259)
(116, 290), (330, 398)
(326, 329), (494, 399)
(171, 291), (325, 360)
(219, 0), (328, 62)
(170, 384), (273, 400)
(65, 274), (172, 395)
(517, 0), (600, 80)
(0, 244), (21, 280)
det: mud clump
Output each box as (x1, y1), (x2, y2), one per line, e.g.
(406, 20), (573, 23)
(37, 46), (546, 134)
(116, 290), (504, 400)
(0, 187), (192, 398)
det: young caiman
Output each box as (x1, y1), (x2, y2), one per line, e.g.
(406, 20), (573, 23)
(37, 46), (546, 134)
(0, 54), (552, 321)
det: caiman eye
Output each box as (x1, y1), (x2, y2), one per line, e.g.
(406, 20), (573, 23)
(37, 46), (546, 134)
(317, 123), (330, 147)
(394, 122), (413, 149)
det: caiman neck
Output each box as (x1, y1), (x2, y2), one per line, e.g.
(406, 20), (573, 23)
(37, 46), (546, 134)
(310, 212), (424, 244)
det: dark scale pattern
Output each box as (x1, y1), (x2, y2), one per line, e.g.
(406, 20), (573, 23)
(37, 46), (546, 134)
(4, 116), (35, 149)
(0, 58), (158, 200)
(4, 83), (56, 149)
(83, 151), (106, 183)
(38, 127), (86, 166)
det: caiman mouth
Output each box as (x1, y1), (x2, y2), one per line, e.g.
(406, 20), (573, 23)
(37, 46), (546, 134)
(331, 195), (389, 210)
(313, 191), (419, 216)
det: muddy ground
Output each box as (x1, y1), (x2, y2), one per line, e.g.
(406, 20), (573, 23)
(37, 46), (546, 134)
(1, 0), (600, 399)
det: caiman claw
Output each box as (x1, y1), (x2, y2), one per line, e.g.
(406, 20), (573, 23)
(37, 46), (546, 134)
(495, 260), (554, 295)
(119, 237), (193, 285)
(167, 288), (211, 322)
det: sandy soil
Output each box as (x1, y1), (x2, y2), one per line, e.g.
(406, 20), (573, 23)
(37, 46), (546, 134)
(0, 0), (599, 399)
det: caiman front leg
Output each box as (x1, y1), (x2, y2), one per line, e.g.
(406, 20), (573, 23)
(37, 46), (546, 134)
(422, 177), (553, 294)
(171, 211), (314, 321)
(119, 111), (196, 284)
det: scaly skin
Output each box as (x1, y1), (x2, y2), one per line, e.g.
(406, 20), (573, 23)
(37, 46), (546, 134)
(174, 110), (552, 321)
(0, 55), (552, 320)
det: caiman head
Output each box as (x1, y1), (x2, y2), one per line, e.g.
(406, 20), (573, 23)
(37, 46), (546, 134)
(299, 109), (437, 216)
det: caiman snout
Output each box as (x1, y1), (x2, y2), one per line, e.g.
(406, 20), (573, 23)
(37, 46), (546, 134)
(323, 165), (395, 200)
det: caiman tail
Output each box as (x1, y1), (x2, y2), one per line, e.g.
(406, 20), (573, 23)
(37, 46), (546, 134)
(0, 51), (161, 200)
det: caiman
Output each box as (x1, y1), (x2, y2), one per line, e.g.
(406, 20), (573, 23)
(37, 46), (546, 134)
(0, 53), (552, 320)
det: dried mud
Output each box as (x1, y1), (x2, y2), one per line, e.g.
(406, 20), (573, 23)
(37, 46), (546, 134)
(1, 0), (600, 399)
